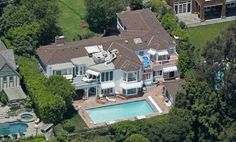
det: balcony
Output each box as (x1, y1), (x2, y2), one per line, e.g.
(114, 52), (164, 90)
(144, 54), (178, 71)
(73, 75), (100, 90)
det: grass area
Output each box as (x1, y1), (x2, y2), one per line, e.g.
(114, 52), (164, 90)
(57, 0), (95, 42)
(187, 21), (235, 50)
(54, 114), (88, 135)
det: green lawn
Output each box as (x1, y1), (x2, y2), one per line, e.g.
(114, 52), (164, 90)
(57, 0), (94, 42)
(187, 21), (235, 49)
(54, 114), (88, 135)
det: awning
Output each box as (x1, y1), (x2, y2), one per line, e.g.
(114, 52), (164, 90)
(147, 49), (157, 55)
(157, 50), (169, 56)
(3, 87), (27, 102)
(120, 81), (143, 89)
(101, 82), (115, 89)
(86, 69), (100, 76)
(163, 66), (178, 73)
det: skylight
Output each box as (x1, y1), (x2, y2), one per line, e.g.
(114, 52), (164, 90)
(133, 38), (143, 44)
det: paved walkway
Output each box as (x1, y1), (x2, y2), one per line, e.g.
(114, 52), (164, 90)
(73, 84), (171, 128)
(177, 13), (236, 27)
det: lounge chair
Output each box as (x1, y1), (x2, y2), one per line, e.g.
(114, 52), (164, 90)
(106, 96), (116, 102)
(136, 115), (146, 120)
(106, 121), (116, 125)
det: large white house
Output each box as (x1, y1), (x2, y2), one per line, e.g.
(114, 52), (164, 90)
(36, 9), (179, 99)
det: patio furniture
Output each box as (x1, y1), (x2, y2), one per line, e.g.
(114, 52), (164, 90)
(136, 115), (146, 120)
(106, 96), (116, 102)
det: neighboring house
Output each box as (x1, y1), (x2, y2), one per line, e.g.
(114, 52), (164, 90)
(163, 79), (185, 105)
(0, 40), (26, 105)
(165, 0), (236, 21)
(37, 9), (179, 99)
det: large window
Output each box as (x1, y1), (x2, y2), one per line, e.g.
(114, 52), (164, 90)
(123, 71), (138, 82)
(128, 72), (137, 82)
(174, 1), (191, 14)
(143, 73), (151, 80)
(127, 88), (137, 95)
(9, 76), (14, 82)
(3, 76), (7, 83)
(123, 72), (127, 81)
(101, 71), (113, 82)
(54, 69), (72, 75)
(101, 88), (113, 95)
(78, 66), (86, 75)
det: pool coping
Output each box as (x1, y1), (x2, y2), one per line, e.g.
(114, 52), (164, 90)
(79, 98), (163, 128)
(17, 112), (36, 123)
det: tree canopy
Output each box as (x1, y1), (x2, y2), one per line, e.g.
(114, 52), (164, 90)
(85, 0), (126, 33)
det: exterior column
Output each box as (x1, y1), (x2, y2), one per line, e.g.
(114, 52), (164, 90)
(192, 0), (197, 13)
(221, 1), (226, 18)
(85, 88), (89, 99)
(200, 6), (205, 21)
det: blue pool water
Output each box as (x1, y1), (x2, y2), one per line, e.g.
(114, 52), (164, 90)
(86, 100), (155, 124)
(0, 122), (28, 136)
(143, 56), (150, 68)
(21, 114), (33, 121)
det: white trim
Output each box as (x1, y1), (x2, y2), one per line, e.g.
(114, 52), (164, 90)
(63, 74), (73, 80)
(86, 69), (100, 76)
(157, 50), (169, 56)
(147, 49), (157, 55)
(120, 81), (143, 89)
(101, 82), (115, 89)
(148, 96), (163, 113)
(163, 66), (178, 73)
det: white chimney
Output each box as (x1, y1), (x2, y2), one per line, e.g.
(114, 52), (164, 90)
(55, 36), (65, 46)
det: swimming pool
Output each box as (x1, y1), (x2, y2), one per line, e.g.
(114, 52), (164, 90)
(143, 56), (150, 68)
(86, 100), (156, 124)
(0, 122), (28, 136)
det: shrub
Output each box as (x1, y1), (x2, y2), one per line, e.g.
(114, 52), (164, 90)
(62, 121), (75, 133)
(161, 12), (178, 33)
(0, 91), (8, 105)
(125, 134), (150, 142)
(17, 57), (67, 123)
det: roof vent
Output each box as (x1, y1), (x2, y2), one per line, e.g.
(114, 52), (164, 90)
(55, 36), (65, 46)
(125, 40), (129, 44)
(133, 38), (143, 44)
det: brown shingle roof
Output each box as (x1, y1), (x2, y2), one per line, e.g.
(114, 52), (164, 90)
(37, 9), (175, 71)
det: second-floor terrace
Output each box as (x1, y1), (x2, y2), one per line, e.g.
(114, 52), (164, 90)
(139, 49), (178, 71)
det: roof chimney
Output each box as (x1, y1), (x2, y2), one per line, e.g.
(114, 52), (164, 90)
(55, 36), (65, 46)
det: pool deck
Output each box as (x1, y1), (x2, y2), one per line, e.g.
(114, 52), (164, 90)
(73, 84), (170, 128)
(0, 107), (39, 138)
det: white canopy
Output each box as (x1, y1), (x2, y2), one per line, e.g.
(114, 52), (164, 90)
(86, 69), (100, 76)
(163, 66), (178, 73)
(157, 50), (169, 56)
(101, 82), (115, 89)
(120, 81), (143, 89)
(147, 49), (157, 55)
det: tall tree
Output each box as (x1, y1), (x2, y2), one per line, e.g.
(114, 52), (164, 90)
(0, 4), (34, 35)
(85, 0), (126, 33)
(6, 23), (40, 55)
(129, 0), (143, 10)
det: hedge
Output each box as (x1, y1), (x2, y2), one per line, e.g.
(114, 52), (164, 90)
(17, 56), (66, 123)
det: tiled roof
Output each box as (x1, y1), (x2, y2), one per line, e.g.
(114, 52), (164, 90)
(37, 9), (175, 71)
(0, 40), (17, 70)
